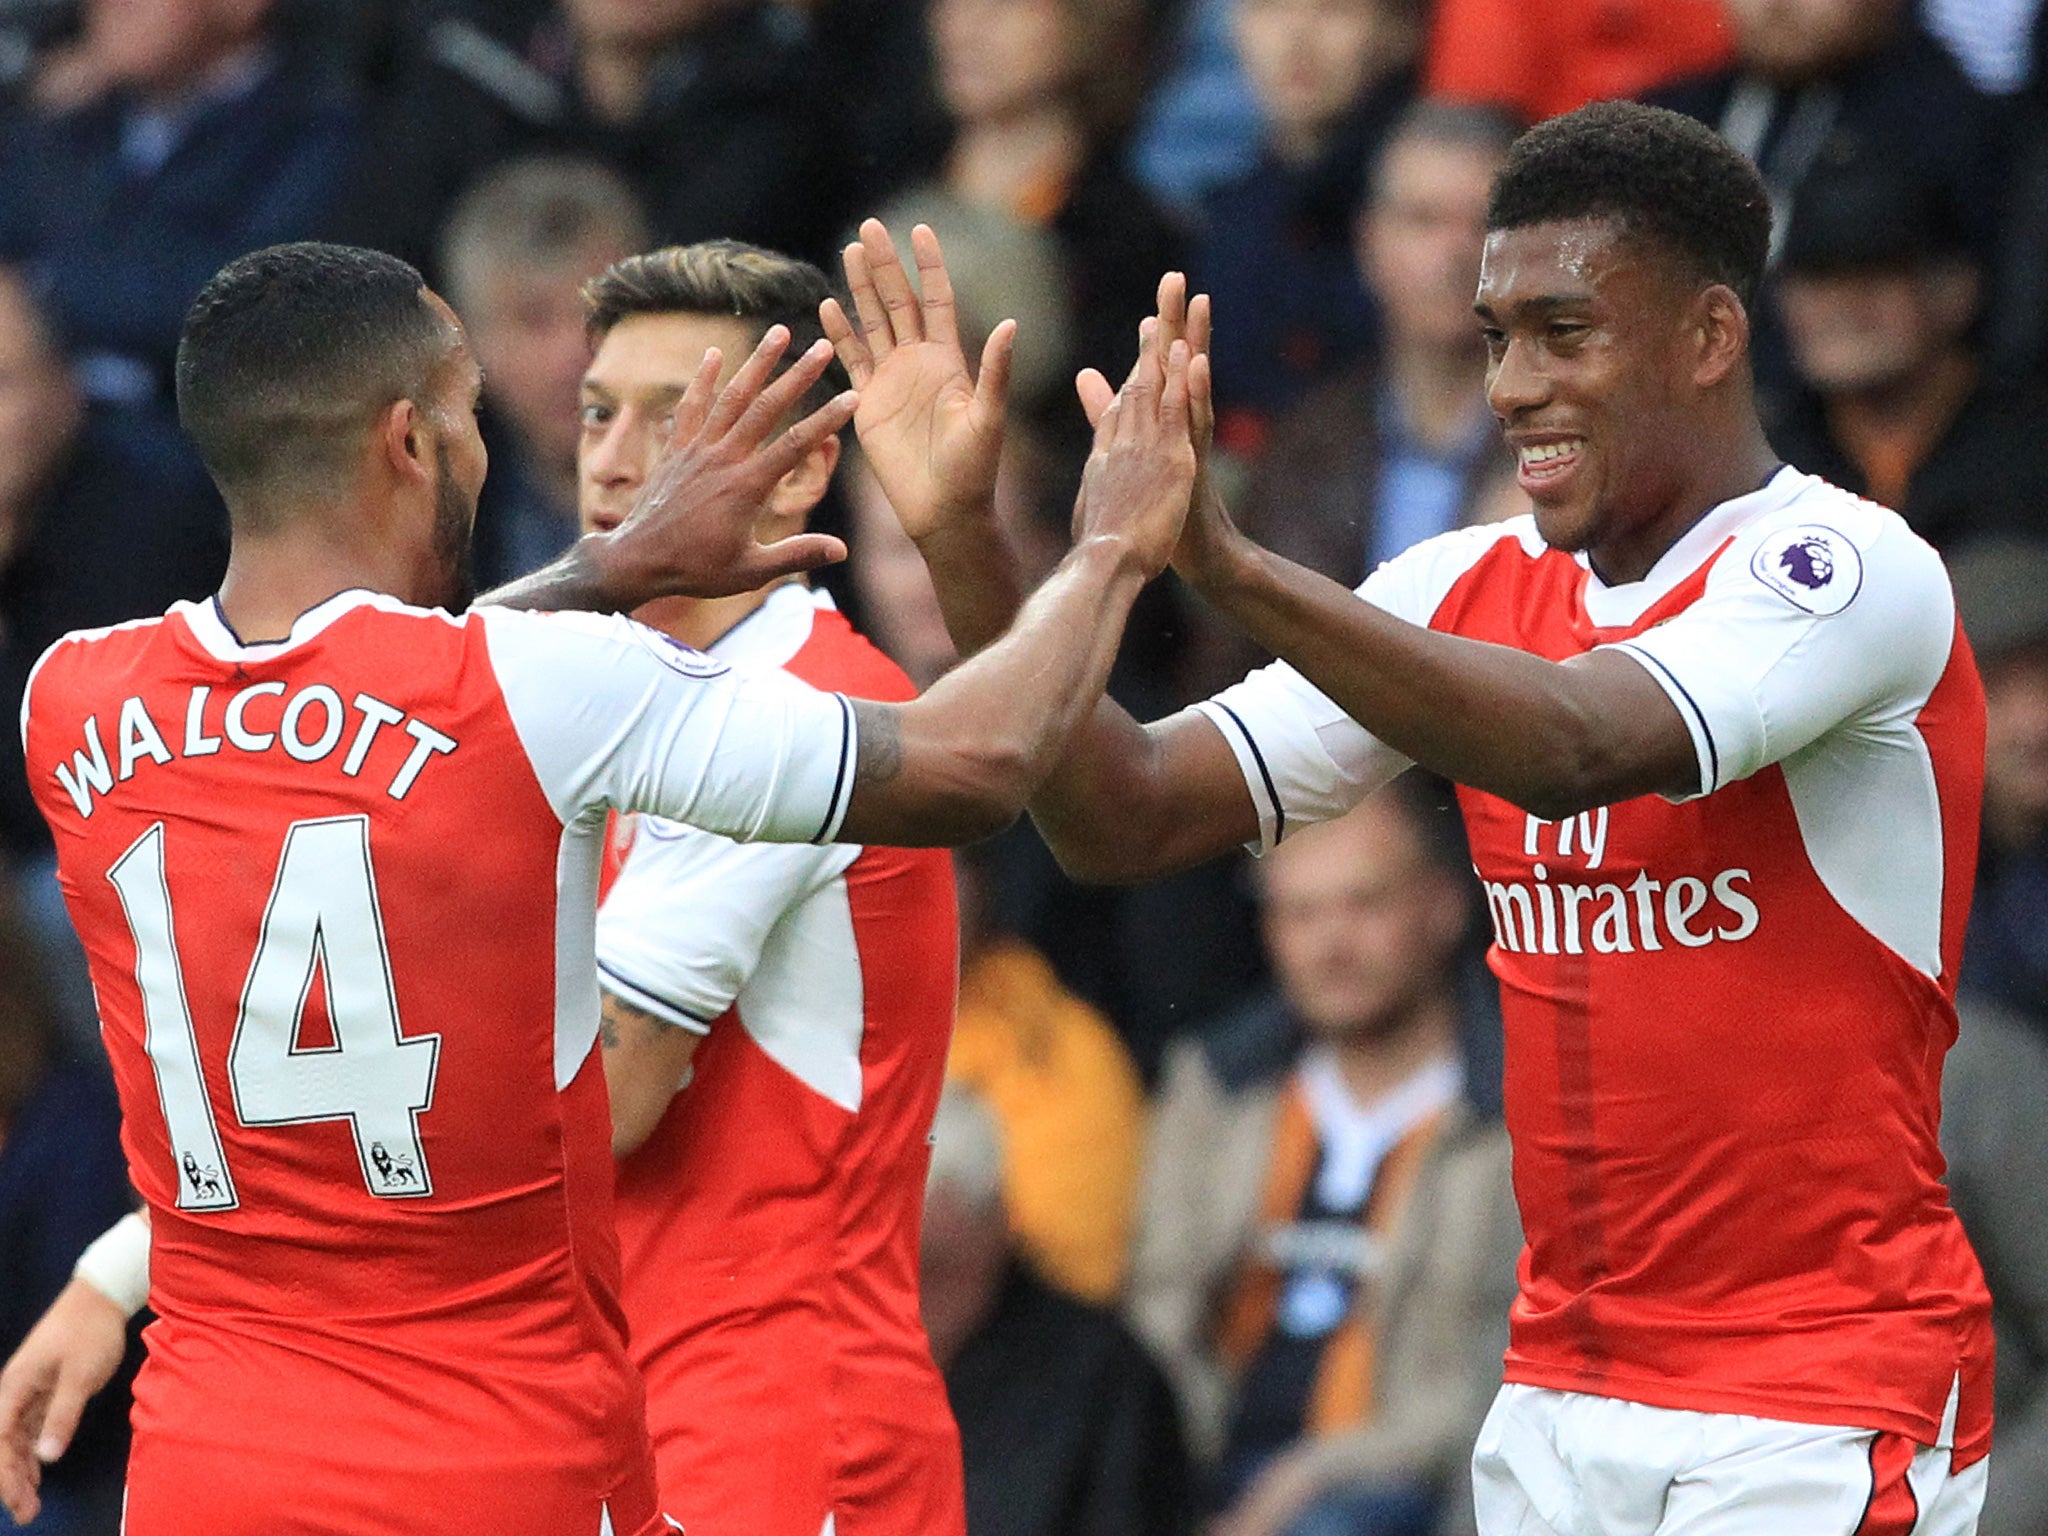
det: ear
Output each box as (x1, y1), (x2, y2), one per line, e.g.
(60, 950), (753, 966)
(378, 399), (433, 486)
(1690, 284), (1750, 391)
(761, 430), (842, 527)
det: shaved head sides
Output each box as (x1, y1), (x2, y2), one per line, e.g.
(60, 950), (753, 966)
(176, 242), (455, 523)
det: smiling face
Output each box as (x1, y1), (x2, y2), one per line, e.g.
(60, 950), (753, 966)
(1474, 216), (1720, 559)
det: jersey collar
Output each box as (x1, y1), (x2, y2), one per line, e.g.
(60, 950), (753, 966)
(707, 583), (831, 670)
(174, 588), (441, 663)
(1578, 465), (1807, 629)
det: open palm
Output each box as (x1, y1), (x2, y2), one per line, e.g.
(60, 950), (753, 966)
(823, 221), (1013, 543)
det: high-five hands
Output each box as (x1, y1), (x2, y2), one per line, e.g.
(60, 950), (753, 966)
(1071, 309), (1200, 582)
(1078, 274), (1245, 595)
(596, 325), (855, 605)
(821, 220), (1015, 542)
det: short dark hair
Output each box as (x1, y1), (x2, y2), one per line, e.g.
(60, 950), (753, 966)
(582, 241), (847, 413)
(1486, 101), (1772, 309)
(176, 243), (451, 519)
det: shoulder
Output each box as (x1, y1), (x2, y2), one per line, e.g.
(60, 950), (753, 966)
(20, 612), (176, 731)
(1360, 516), (1543, 621)
(1719, 473), (1948, 622)
(478, 606), (732, 679)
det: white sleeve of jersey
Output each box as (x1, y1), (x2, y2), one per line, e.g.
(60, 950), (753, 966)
(479, 607), (857, 842)
(595, 817), (860, 1031)
(1601, 502), (1955, 799)
(1190, 520), (1528, 852)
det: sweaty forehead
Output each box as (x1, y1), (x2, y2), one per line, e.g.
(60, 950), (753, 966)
(1477, 216), (1688, 313)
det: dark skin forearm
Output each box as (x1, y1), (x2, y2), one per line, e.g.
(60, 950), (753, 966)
(477, 535), (647, 614)
(911, 517), (1028, 659)
(839, 534), (1154, 847)
(1194, 536), (1698, 820)
(907, 510), (1258, 884)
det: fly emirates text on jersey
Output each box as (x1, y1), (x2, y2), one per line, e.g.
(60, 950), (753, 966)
(51, 684), (459, 817)
(1481, 810), (1760, 956)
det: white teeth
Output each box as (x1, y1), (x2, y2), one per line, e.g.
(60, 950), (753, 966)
(1520, 441), (1581, 466)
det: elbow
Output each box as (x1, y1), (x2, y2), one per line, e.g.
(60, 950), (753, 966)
(1500, 713), (1636, 823)
(1043, 834), (1147, 886)
(932, 737), (1032, 846)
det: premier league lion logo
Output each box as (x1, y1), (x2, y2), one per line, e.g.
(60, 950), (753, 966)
(1778, 537), (1835, 590)
(1752, 524), (1860, 615)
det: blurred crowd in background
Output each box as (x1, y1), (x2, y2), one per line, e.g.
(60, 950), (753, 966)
(2, 0), (2048, 1533)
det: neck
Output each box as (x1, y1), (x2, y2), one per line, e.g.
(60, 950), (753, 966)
(634, 578), (792, 651)
(1825, 349), (1976, 447)
(216, 515), (426, 643)
(947, 105), (1085, 212)
(1328, 987), (1458, 1106)
(1385, 336), (1488, 451)
(1586, 409), (1782, 586)
(577, 32), (659, 124)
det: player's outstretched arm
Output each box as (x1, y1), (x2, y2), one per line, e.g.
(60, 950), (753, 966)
(827, 246), (1257, 879)
(832, 328), (1205, 848)
(0, 1222), (140, 1527)
(1176, 495), (1698, 820)
(479, 325), (855, 615)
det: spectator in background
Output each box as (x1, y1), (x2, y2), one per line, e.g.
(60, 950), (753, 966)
(0, 269), (224, 1058)
(1949, 540), (2048, 1034)
(1766, 154), (2048, 549)
(946, 845), (1148, 1305)
(1921, 0), (2041, 96)
(1131, 0), (1270, 216)
(1127, 781), (1518, 1536)
(1941, 994), (2048, 1536)
(1422, 0), (1729, 125)
(1654, 0), (2005, 274)
(1188, 101), (1520, 699)
(333, 0), (844, 278)
(0, 0), (361, 420)
(1195, 0), (1423, 458)
(922, 1083), (1193, 1536)
(925, 0), (1180, 383)
(0, 881), (140, 1536)
(438, 156), (646, 589)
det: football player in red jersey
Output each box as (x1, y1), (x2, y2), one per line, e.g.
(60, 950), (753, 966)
(578, 238), (993, 1536)
(837, 103), (1995, 1534)
(0, 239), (1199, 1534)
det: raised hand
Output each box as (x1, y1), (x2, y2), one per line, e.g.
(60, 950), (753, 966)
(1070, 321), (1198, 582)
(597, 324), (856, 606)
(0, 1279), (129, 1526)
(821, 220), (1014, 543)
(1079, 276), (1243, 595)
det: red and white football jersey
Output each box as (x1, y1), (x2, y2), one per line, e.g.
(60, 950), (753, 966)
(1195, 468), (1994, 1464)
(19, 589), (859, 1536)
(598, 586), (964, 1536)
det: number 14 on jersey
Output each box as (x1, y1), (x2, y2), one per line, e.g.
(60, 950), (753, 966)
(107, 815), (442, 1209)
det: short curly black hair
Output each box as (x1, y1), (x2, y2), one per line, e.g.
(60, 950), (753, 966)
(1487, 101), (1772, 309)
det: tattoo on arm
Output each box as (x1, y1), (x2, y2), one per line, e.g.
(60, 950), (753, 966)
(598, 991), (676, 1051)
(851, 699), (905, 784)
